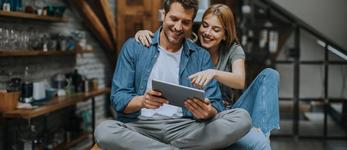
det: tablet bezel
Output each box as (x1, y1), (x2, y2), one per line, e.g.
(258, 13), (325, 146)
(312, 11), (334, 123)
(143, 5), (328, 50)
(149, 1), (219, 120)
(152, 79), (205, 107)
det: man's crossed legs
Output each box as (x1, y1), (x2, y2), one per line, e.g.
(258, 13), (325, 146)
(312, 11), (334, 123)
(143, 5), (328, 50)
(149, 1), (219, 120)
(94, 108), (251, 150)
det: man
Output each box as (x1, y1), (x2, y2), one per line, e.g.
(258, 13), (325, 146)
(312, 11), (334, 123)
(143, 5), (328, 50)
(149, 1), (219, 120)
(94, 0), (251, 149)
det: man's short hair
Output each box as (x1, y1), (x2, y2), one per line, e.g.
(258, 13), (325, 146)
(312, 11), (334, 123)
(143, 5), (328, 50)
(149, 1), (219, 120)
(163, 0), (199, 20)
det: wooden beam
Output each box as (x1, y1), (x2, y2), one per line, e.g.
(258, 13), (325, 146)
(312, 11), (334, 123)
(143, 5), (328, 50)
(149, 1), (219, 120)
(69, 0), (114, 53)
(96, 0), (118, 54)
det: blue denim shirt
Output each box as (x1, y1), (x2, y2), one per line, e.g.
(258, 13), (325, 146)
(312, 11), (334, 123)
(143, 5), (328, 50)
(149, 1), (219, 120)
(111, 28), (224, 123)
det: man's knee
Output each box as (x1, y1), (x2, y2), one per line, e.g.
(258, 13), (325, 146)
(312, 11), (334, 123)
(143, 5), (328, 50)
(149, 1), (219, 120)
(233, 108), (251, 130)
(94, 120), (123, 148)
(222, 108), (252, 133)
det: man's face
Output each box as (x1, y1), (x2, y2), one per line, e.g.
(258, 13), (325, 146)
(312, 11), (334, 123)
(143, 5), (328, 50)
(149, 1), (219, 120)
(162, 2), (194, 45)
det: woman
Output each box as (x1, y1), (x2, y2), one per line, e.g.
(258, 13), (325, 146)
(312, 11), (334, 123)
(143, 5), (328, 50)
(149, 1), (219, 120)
(135, 4), (279, 150)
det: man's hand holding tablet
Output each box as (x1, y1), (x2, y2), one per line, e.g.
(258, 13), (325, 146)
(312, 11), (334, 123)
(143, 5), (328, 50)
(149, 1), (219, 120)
(152, 79), (206, 107)
(152, 79), (217, 120)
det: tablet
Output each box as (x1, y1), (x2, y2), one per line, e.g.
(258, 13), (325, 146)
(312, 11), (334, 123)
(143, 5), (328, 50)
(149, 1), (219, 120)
(152, 79), (205, 107)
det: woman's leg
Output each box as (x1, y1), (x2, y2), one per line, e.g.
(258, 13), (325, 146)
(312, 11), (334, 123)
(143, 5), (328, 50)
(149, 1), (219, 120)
(227, 127), (271, 150)
(232, 68), (280, 136)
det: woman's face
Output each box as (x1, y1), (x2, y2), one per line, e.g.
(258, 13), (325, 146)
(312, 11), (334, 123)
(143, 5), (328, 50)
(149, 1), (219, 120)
(198, 14), (226, 50)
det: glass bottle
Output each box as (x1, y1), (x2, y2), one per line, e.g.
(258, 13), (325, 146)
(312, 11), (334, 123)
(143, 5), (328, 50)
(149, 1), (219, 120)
(2, 0), (11, 11)
(21, 66), (33, 103)
(24, 0), (34, 13)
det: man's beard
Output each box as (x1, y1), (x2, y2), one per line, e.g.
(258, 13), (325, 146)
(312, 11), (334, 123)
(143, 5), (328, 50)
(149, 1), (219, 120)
(165, 27), (185, 45)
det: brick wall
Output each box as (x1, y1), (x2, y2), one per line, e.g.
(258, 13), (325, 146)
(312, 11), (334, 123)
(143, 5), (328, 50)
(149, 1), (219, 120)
(0, 0), (116, 148)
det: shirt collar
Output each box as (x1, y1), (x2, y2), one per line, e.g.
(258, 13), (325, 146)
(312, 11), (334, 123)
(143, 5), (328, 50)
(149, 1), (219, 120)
(151, 27), (197, 56)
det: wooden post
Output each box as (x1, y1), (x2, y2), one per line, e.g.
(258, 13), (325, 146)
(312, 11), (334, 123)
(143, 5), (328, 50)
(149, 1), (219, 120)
(69, 0), (114, 53)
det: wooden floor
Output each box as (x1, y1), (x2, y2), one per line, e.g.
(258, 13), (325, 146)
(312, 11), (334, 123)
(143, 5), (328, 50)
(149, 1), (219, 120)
(271, 137), (347, 150)
(73, 138), (347, 150)
(71, 135), (347, 150)
(72, 111), (347, 150)
(271, 110), (347, 150)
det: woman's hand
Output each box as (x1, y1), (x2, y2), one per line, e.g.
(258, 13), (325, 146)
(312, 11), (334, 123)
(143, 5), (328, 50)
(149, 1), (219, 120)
(134, 30), (154, 47)
(184, 98), (217, 120)
(188, 69), (216, 89)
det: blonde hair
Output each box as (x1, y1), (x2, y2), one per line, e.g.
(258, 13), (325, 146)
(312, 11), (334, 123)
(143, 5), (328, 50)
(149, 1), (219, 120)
(202, 4), (239, 47)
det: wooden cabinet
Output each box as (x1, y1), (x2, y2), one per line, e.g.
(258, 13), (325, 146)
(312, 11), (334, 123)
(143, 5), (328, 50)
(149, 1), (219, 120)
(2, 88), (111, 149)
(116, 0), (162, 51)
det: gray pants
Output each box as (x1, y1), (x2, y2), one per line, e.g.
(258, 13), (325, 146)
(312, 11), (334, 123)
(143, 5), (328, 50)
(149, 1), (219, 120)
(94, 108), (251, 150)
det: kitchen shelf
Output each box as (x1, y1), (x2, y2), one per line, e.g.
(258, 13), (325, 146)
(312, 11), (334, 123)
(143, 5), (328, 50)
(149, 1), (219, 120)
(0, 10), (67, 22)
(2, 88), (110, 119)
(0, 49), (95, 57)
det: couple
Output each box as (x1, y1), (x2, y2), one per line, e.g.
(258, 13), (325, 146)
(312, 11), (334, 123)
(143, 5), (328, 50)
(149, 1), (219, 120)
(95, 0), (279, 149)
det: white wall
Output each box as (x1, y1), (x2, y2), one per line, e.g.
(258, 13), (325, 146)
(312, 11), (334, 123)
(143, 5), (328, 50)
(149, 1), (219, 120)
(269, 0), (347, 99)
(272, 0), (347, 51)
(276, 29), (347, 99)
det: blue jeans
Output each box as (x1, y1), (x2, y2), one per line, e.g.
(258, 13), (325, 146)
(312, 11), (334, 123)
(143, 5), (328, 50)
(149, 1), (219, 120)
(229, 128), (271, 150)
(228, 68), (280, 150)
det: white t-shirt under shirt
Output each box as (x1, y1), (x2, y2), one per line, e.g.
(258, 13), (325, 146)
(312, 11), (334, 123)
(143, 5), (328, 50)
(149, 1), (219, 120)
(140, 45), (183, 118)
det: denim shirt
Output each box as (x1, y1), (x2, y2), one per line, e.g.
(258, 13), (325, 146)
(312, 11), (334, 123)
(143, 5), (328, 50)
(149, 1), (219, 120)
(111, 28), (224, 123)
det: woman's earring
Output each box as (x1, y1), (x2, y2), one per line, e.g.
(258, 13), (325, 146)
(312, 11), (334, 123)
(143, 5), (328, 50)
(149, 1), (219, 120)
(190, 32), (198, 42)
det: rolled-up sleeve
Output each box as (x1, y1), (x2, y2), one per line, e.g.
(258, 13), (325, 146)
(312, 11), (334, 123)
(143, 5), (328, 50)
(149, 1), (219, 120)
(201, 51), (224, 112)
(111, 39), (138, 114)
